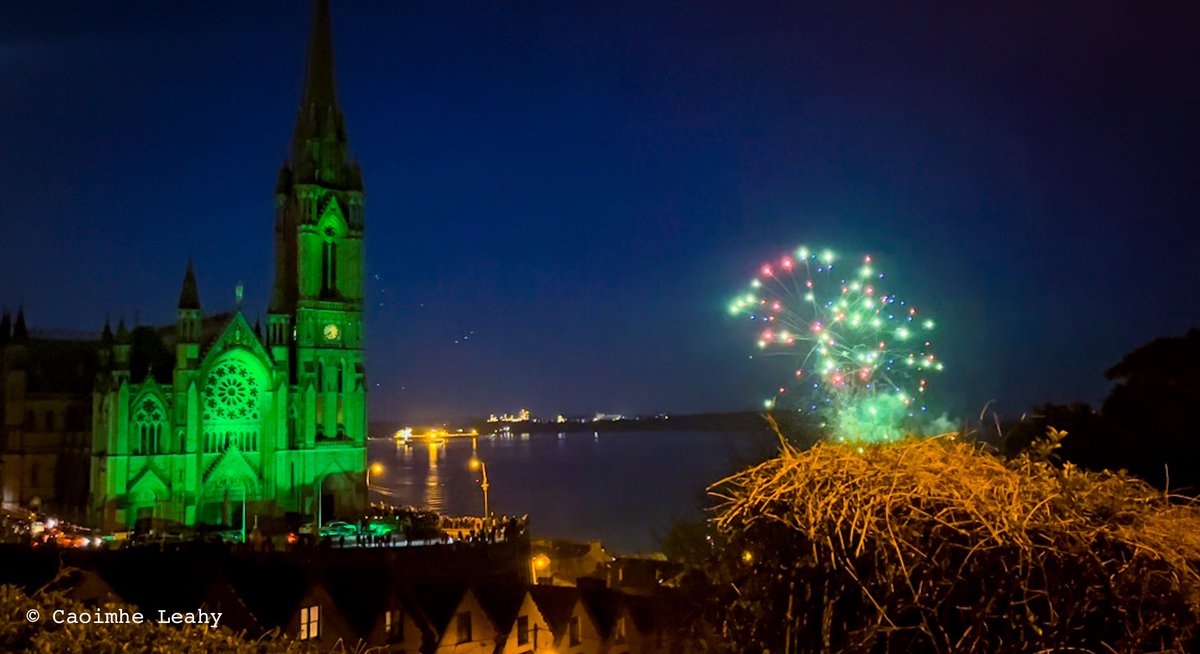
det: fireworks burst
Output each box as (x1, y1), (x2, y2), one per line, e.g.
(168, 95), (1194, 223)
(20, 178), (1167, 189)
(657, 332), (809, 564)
(729, 246), (942, 443)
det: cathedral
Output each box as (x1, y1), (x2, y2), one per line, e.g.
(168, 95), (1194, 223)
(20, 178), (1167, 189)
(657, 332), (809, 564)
(0, 0), (367, 532)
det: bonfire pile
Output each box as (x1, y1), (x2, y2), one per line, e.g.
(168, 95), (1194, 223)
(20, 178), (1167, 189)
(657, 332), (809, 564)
(709, 428), (1200, 653)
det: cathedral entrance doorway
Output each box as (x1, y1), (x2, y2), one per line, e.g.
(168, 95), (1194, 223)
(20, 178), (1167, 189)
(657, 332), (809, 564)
(316, 470), (356, 524)
(200, 459), (260, 530)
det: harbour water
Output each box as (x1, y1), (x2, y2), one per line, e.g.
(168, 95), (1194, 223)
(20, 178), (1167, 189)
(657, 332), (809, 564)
(367, 430), (779, 553)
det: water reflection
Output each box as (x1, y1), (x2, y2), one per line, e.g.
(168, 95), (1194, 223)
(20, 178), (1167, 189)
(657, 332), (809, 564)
(425, 441), (443, 512)
(368, 429), (779, 552)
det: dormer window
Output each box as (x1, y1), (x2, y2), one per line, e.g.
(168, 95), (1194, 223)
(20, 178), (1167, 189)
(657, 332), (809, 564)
(385, 608), (403, 641)
(569, 616), (581, 646)
(456, 611), (472, 644)
(299, 605), (320, 640)
(517, 615), (529, 645)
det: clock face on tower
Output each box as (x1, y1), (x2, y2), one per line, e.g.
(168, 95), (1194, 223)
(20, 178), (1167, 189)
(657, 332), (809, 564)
(323, 323), (340, 341)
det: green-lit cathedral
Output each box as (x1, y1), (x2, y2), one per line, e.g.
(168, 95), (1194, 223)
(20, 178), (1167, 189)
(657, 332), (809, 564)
(1, 0), (367, 531)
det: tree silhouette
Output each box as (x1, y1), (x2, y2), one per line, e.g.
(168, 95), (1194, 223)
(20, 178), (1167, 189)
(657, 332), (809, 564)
(1102, 328), (1200, 491)
(1000, 329), (1200, 492)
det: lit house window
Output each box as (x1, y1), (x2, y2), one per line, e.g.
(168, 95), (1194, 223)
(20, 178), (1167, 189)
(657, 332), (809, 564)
(569, 615), (581, 646)
(299, 605), (320, 640)
(456, 611), (472, 644)
(517, 615), (529, 645)
(385, 608), (403, 641)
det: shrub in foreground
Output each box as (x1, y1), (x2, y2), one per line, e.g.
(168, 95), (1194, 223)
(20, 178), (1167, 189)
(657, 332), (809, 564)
(0, 584), (327, 654)
(709, 428), (1200, 653)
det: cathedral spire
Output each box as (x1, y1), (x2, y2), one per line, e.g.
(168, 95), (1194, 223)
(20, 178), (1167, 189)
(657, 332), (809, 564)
(283, 0), (362, 192)
(300, 0), (338, 125)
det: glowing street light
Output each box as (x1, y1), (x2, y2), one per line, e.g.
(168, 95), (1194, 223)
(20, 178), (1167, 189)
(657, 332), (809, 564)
(469, 457), (490, 517)
(366, 462), (384, 495)
(531, 553), (551, 584)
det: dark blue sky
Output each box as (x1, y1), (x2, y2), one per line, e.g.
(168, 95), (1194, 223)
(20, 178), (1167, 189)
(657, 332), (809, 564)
(2, 1), (1197, 423)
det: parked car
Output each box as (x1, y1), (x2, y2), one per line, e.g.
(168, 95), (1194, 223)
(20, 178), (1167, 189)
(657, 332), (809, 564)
(208, 529), (243, 544)
(364, 519), (398, 537)
(320, 521), (357, 539)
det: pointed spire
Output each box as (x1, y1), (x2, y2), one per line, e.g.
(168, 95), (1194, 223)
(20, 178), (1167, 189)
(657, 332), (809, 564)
(115, 318), (130, 344)
(178, 260), (201, 310)
(283, 0), (362, 191)
(12, 307), (28, 342)
(98, 318), (113, 367)
(300, 0), (339, 125)
(0, 310), (10, 346)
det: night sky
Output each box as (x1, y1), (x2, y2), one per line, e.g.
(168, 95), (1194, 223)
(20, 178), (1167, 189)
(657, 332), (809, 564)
(2, 2), (1197, 423)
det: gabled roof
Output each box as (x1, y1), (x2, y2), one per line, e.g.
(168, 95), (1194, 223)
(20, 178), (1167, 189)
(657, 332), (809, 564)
(197, 311), (273, 372)
(474, 584), (527, 635)
(225, 558), (319, 630)
(127, 467), (170, 499)
(200, 574), (261, 635)
(96, 553), (228, 616)
(411, 582), (471, 635)
(203, 447), (261, 492)
(579, 584), (626, 640)
(529, 586), (581, 639)
(323, 563), (393, 637)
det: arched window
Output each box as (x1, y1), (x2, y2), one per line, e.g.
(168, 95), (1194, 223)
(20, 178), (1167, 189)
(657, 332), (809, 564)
(321, 225), (338, 296)
(337, 360), (345, 427)
(133, 398), (165, 455)
(316, 359), (325, 427)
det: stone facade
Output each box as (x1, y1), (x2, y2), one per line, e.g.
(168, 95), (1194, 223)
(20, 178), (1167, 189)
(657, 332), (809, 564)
(0, 313), (95, 522)
(2, 0), (368, 531)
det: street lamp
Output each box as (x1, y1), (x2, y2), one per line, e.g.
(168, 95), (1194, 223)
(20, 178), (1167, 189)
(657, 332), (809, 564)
(366, 462), (384, 496)
(468, 457), (490, 517)
(531, 553), (551, 584)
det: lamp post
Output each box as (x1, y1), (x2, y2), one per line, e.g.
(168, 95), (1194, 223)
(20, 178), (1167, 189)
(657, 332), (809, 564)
(531, 553), (551, 584)
(241, 487), (247, 544)
(366, 462), (384, 493)
(468, 457), (490, 517)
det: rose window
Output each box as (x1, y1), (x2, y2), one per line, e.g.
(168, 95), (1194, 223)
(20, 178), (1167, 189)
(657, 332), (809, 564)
(203, 359), (259, 422)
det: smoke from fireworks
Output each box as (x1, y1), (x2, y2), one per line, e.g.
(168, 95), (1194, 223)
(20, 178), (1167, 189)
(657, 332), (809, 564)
(729, 246), (942, 443)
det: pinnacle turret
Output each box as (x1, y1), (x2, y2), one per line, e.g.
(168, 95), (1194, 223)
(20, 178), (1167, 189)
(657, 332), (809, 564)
(12, 307), (28, 342)
(178, 260), (201, 310)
